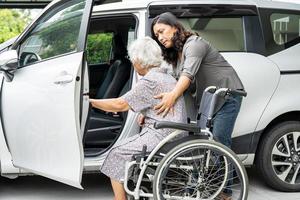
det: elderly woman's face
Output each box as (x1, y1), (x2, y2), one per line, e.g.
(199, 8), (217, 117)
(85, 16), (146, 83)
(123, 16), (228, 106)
(153, 23), (177, 48)
(133, 60), (148, 76)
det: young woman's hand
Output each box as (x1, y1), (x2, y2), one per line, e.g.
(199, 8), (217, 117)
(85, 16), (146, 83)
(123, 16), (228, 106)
(154, 91), (176, 117)
(154, 76), (191, 117)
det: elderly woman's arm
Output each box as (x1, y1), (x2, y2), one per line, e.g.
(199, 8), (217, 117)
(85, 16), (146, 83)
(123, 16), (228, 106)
(90, 98), (130, 112)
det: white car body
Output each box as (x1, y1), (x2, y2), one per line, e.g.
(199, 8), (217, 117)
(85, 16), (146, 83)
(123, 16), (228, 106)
(0, 0), (299, 191)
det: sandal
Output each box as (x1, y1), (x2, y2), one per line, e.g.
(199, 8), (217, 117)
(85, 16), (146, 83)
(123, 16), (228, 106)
(217, 192), (232, 200)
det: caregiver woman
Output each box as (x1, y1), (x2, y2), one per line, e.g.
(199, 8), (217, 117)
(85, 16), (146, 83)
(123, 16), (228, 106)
(151, 12), (245, 149)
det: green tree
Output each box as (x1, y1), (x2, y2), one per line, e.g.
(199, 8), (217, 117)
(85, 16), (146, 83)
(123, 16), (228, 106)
(0, 9), (31, 44)
(87, 33), (113, 64)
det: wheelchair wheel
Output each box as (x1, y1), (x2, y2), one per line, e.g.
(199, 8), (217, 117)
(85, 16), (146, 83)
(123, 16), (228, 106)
(153, 139), (248, 200)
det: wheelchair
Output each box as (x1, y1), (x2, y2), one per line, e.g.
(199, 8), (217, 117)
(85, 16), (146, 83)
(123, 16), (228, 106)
(124, 86), (249, 200)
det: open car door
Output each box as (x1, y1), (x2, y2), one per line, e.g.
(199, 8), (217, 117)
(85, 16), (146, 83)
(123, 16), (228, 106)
(0, 0), (93, 188)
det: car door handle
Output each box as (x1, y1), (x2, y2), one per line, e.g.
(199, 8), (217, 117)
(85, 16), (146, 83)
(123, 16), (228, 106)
(54, 74), (73, 85)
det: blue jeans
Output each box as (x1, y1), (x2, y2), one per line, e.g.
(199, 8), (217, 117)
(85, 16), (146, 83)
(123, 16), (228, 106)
(212, 95), (242, 148)
(212, 95), (242, 195)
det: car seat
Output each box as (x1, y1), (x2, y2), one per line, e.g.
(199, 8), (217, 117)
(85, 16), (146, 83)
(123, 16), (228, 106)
(95, 33), (131, 99)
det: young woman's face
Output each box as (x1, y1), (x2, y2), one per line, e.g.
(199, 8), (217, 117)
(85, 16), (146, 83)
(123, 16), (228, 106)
(153, 22), (177, 48)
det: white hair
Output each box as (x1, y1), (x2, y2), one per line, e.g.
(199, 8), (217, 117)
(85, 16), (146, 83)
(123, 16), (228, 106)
(128, 36), (163, 69)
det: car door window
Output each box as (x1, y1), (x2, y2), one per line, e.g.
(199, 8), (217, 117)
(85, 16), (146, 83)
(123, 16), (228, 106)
(18, 0), (86, 67)
(179, 17), (245, 52)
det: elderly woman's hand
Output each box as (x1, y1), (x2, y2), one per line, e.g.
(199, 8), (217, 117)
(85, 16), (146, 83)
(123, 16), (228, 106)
(154, 91), (176, 117)
(89, 99), (97, 108)
(137, 113), (145, 126)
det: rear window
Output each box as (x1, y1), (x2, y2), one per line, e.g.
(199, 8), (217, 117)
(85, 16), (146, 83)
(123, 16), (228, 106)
(270, 13), (300, 46)
(259, 8), (300, 55)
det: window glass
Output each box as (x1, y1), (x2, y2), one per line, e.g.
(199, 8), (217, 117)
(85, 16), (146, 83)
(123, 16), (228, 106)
(270, 13), (300, 45)
(178, 17), (245, 51)
(127, 28), (135, 49)
(86, 32), (113, 65)
(19, 0), (85, 67)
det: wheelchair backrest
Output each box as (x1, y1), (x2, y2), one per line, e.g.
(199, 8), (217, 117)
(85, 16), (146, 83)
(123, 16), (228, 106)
(196, 87), (219, 129)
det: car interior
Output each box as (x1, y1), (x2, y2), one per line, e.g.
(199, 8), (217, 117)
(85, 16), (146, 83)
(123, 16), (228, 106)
(83, 15), (136, 157)
(179, 17), (245, 51)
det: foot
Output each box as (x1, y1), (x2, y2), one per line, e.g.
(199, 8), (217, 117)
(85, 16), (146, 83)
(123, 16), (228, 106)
(217, 192), (232, 200)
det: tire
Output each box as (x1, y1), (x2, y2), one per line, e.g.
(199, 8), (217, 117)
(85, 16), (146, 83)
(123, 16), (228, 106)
(153, 139), (248, 200)
(256, 121), (300, 191)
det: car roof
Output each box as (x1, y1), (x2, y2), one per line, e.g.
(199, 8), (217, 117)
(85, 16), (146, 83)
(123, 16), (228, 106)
(93, 0), (300, 13)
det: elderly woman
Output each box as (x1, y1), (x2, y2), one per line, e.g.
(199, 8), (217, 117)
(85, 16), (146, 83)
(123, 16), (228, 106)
(90, 37), (186, 200)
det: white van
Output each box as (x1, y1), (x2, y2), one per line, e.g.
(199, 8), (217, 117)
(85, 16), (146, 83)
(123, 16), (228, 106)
(0, 0), (300, 192)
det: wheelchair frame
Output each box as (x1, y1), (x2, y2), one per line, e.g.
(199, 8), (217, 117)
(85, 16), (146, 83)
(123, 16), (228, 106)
(123, 86), (248, 200)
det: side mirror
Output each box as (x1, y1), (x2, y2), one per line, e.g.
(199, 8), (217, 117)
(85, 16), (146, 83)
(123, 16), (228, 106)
(0, 50), (18, 82)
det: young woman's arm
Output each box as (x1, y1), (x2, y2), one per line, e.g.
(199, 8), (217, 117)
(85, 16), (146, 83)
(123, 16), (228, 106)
(154, 75), (191, 116)
(90, 98), (130, 112)
(154, 39), (207, 117)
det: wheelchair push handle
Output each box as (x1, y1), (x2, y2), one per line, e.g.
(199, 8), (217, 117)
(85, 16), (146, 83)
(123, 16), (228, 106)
(227, 89), (247, 97)
(206, 86), (247, 98)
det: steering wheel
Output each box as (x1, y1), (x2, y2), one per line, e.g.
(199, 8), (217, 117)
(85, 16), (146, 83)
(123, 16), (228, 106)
(21, 52), (42, 66)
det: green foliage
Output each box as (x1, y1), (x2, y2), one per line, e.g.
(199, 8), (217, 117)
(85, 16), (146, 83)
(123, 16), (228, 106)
(87, 33), (113, 64)
(0, 9), (31, 44)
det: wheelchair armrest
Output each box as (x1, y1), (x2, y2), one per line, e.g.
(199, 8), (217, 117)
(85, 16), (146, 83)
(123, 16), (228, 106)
(154, 121), (201, 133)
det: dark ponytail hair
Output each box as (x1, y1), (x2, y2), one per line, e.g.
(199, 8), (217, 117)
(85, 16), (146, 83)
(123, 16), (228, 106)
(151, 12), (194, 67)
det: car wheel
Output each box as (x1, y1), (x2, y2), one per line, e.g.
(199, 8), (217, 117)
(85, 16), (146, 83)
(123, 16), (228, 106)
(257, 121), (300, 191)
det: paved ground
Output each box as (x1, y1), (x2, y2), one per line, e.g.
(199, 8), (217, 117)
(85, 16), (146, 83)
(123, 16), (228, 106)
(0, 167), (299, 200)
